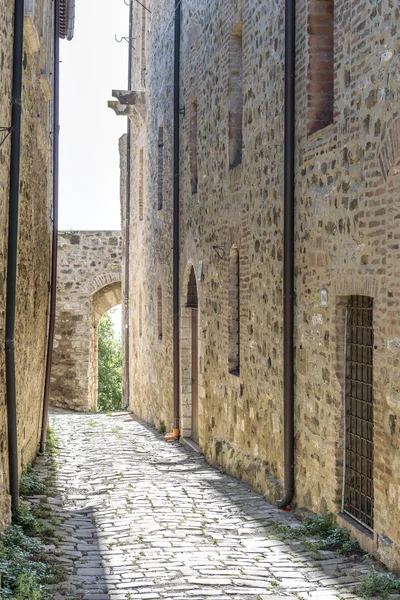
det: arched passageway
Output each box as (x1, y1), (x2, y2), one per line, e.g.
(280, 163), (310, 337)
(89, 282), (121, 411)
(51, 231), (122, 411)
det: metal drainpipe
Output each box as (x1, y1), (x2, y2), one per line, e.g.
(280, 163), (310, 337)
(123, 0), (133, 410)
(172, 0), (181, 438)
(40, 0), (60, 454)
(5, 0), (25, 513)
(277, 0), (296, 510)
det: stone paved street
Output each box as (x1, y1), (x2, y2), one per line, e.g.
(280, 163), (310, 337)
(30, 411), (374, 599)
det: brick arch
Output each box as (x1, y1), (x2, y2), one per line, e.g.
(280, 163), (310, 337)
(377, 118), (400, 181)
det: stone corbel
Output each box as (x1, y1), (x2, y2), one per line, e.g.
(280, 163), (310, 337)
(108, 90), (147, 125)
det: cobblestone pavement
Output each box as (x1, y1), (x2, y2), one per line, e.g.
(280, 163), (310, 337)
(31, 410), (374, 600)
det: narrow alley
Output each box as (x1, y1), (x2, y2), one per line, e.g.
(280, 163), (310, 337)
(29, 411), (372, 600)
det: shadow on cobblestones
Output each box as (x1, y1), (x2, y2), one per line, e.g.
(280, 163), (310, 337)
(25, 410), (376, 600)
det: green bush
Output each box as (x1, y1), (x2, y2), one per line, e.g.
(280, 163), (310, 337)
(98, 310), (122, 412)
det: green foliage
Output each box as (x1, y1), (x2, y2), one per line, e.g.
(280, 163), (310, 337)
(158, 422), (167, 435)
(98, 310), (122, 412)
(0, 525), (50, 599)
(19, 466), (45, 498)
(13, 502), (37, 536)
(357, 566), (400, 598)
(45, 426), (59, 457)
(274, 513), (359, 555)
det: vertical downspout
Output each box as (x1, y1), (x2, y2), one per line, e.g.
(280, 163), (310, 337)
(124, 0), (133, 410)
(40, 0), (60, 454)
(172, 0), (181, 437)
(5, 0), (25, 513)
(277, 0), (296, 510)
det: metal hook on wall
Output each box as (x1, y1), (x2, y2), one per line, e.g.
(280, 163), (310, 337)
(115, 34), (136, 49)
(123, 0), (151, 13)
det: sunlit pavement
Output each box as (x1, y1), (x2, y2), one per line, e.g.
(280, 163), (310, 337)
(30, 410), (372, 600)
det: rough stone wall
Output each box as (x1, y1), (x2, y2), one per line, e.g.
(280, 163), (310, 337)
(126, 0), (175, 431)
(126, 0), (400, 570)
(51, 231), (122, 412)
(0, 0), (54, 530)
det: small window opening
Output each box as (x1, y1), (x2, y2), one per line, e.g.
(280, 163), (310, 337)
(139, 148), (144, 221)
(228, 246), (240, 374)
(228, 22), (243, 169)
(186, 268), (198, 309)
(190, 100), (198, 194)
(139, 290), (143, 337)
(307, 0), (334, 134)
(157, 125), (164, 210)
(141, 1), (147, 87)
(157, 285), (163, 340)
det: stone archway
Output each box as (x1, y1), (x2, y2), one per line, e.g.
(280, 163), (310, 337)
(89, 281), (122, 411)
(51, 231), (122, 411)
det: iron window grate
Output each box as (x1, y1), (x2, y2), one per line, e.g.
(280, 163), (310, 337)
(344, 295), (374, 531)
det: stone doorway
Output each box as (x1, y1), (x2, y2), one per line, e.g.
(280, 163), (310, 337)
(181, 264), (200, 443)
(89, 281), (122, 411)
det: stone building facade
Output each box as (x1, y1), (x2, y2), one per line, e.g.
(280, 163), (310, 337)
(51, 231), (122, 412)
(122, 0), (400, 571)
(0, 0), (66, 529)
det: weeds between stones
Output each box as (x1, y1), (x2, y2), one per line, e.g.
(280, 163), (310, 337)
(356, 565), (400, 599)
(273, 512), (360, 556)
(0, 426), (67, 599)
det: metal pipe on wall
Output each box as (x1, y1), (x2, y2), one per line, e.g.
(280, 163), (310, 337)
(172, 0), (181, 437)
(123, 0), (133, 410)
(5, 0), (25, 513)
(40, 0), (60, 454)
(277, 0), (296, 510)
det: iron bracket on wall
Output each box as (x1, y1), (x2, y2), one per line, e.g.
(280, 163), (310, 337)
(115, 35), (136, 50)
(123, 0), (151, 13)
(212, 244), (225, 259)
(0, 126), (13, 148)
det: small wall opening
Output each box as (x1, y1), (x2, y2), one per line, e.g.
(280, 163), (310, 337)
(228, 22), (243, 168)
(139, 289), (143, 336)
(307, 0), (334, 134)
(228, 246), (240, 375)
(181, 264), (200, 441)
(97, 305), (122, 412)
(157, 284), (163, 340)
(139, 148), (144, 221)
(141, 0), (147, 87)
(157, 125), (164, 210)
(190, 100), (198, 194)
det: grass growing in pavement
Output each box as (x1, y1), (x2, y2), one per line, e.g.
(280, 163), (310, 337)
(274, 513), (360, 556)
(0, 426), (66, 599)
(357, 566), (400, 599)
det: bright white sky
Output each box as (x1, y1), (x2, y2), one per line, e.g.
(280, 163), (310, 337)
(59, 0), (129, 230)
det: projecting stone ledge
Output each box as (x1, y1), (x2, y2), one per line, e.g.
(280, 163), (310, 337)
(108, 89), (147, 123)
